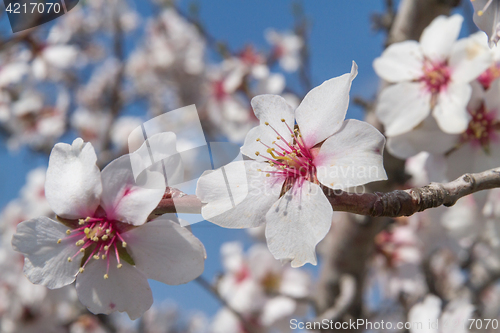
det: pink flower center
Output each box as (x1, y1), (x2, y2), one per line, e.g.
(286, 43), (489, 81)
(254, 120), (317, 186)
(420, 60), (451, 94)
(478, 63), (500, 89)
(58, 215), (133, 279)
(462, 103), (500, 151)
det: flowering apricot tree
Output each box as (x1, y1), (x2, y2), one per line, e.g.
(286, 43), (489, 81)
(1, 0), (500, 332)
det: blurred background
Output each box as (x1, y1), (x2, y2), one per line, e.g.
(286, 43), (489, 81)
(1, 0), (499, 332)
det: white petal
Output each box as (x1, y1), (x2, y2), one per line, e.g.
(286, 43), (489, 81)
(242, 95), (294, 161)
(373, 41), (424, 82)
(376, 82), (431, 136)
(265, 181), (333, 267)
(449, 34), (493, 83)
(129, 132), (184, 187)
(11, 217), (82, 289)
(43, 45), (78, 69)
(260, 296), (296, 326)
(472, 0), (500, 47)
(315, 120), (387, 189)
(295, 61), (357, 147)
(45, 138), (102, 219)
(123, 218), (206, 285)
(100, 154), (165, 226)
(433, 82), (471, 134)
(387, 116), (459, 159)
(408, 295), (441, 333)
(420, 14), (463, 61)
(196, 160), (283, 228)
(75, 255), (153, 320)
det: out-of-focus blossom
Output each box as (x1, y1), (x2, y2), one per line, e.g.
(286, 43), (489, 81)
(211, 242), (310, 333)
(266, 29), (303, 72)
(408, 294), (474, 333)
(374, 15), (492, 136)
(12, 137), (206, 319)
(446, 80), (500, 180)
(5, 90), (68, 150)
(472, 0), (500, 47)
(198, 62), (387, 267)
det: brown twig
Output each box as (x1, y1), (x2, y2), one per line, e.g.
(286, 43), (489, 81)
(151, 167), (500, 218)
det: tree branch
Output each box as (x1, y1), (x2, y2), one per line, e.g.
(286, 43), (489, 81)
(151, 167), (500, 218)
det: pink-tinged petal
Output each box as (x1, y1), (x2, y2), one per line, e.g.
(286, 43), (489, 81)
(197, 160), (283, 228)
(376, 82), (431, 136)
(420, 14), (463, 61)
(373, 41), (424, 82)
(295, 61), (357, 147)
(75, 255), (153, 320)
(100, 154), (165, 226)
(45, 138), (102, 219)
(433, 82), (471, 134)
(123, 218), (206, 285)
(265, 181), (333, 267)
(11, 217), (83, 289)
(242, 95), (294, 161)
(449, 33), (493, 83)
(315, 119), (387, 190)
(387, 116), (459, 159)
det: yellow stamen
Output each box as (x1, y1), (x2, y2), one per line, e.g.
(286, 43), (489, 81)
(79, 268), (84, 273)
(93, 255), (100, 260)
(76, 240), (84, 246)
(57, 239), (62, 244)
(117, 264), (123, 269)
(265, 121), (269, 125)
(104, 274), (109, 279)
(122, 241), (127, 248)
(66, 230), (71, 235)
(67, 257), (72, 262)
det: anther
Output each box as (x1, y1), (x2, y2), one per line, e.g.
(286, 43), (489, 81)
(104, 274), (109, 279)
(92, 236), (99, 242)
(66, 230), (71, 235)
(122, 241), (127, 248)
(266, 173), (270, 177)
(256, 138), (260, 142)
(117, 264), (123, 269)
(93, 255), (100, 260)
(102, 255), (106, 259)
(80, 248), (85, 253)
(277, 136), (281, 140)
(104, 245), (109, 251)
(281, 118), (285, 122)
(265, 121), (269, 125)
(67, 257), (72, 262)
(76, 240), (85, 246)
(102, 235), (109, 241)
(79, 268), (84, 273)
(255, 151), (260, 156)
(78, 219), (85, 225)
(106, 229), (111, 234)
(57, 239), (62, 244)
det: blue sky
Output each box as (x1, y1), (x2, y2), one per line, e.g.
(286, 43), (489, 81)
(0, 0), (479, 322)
